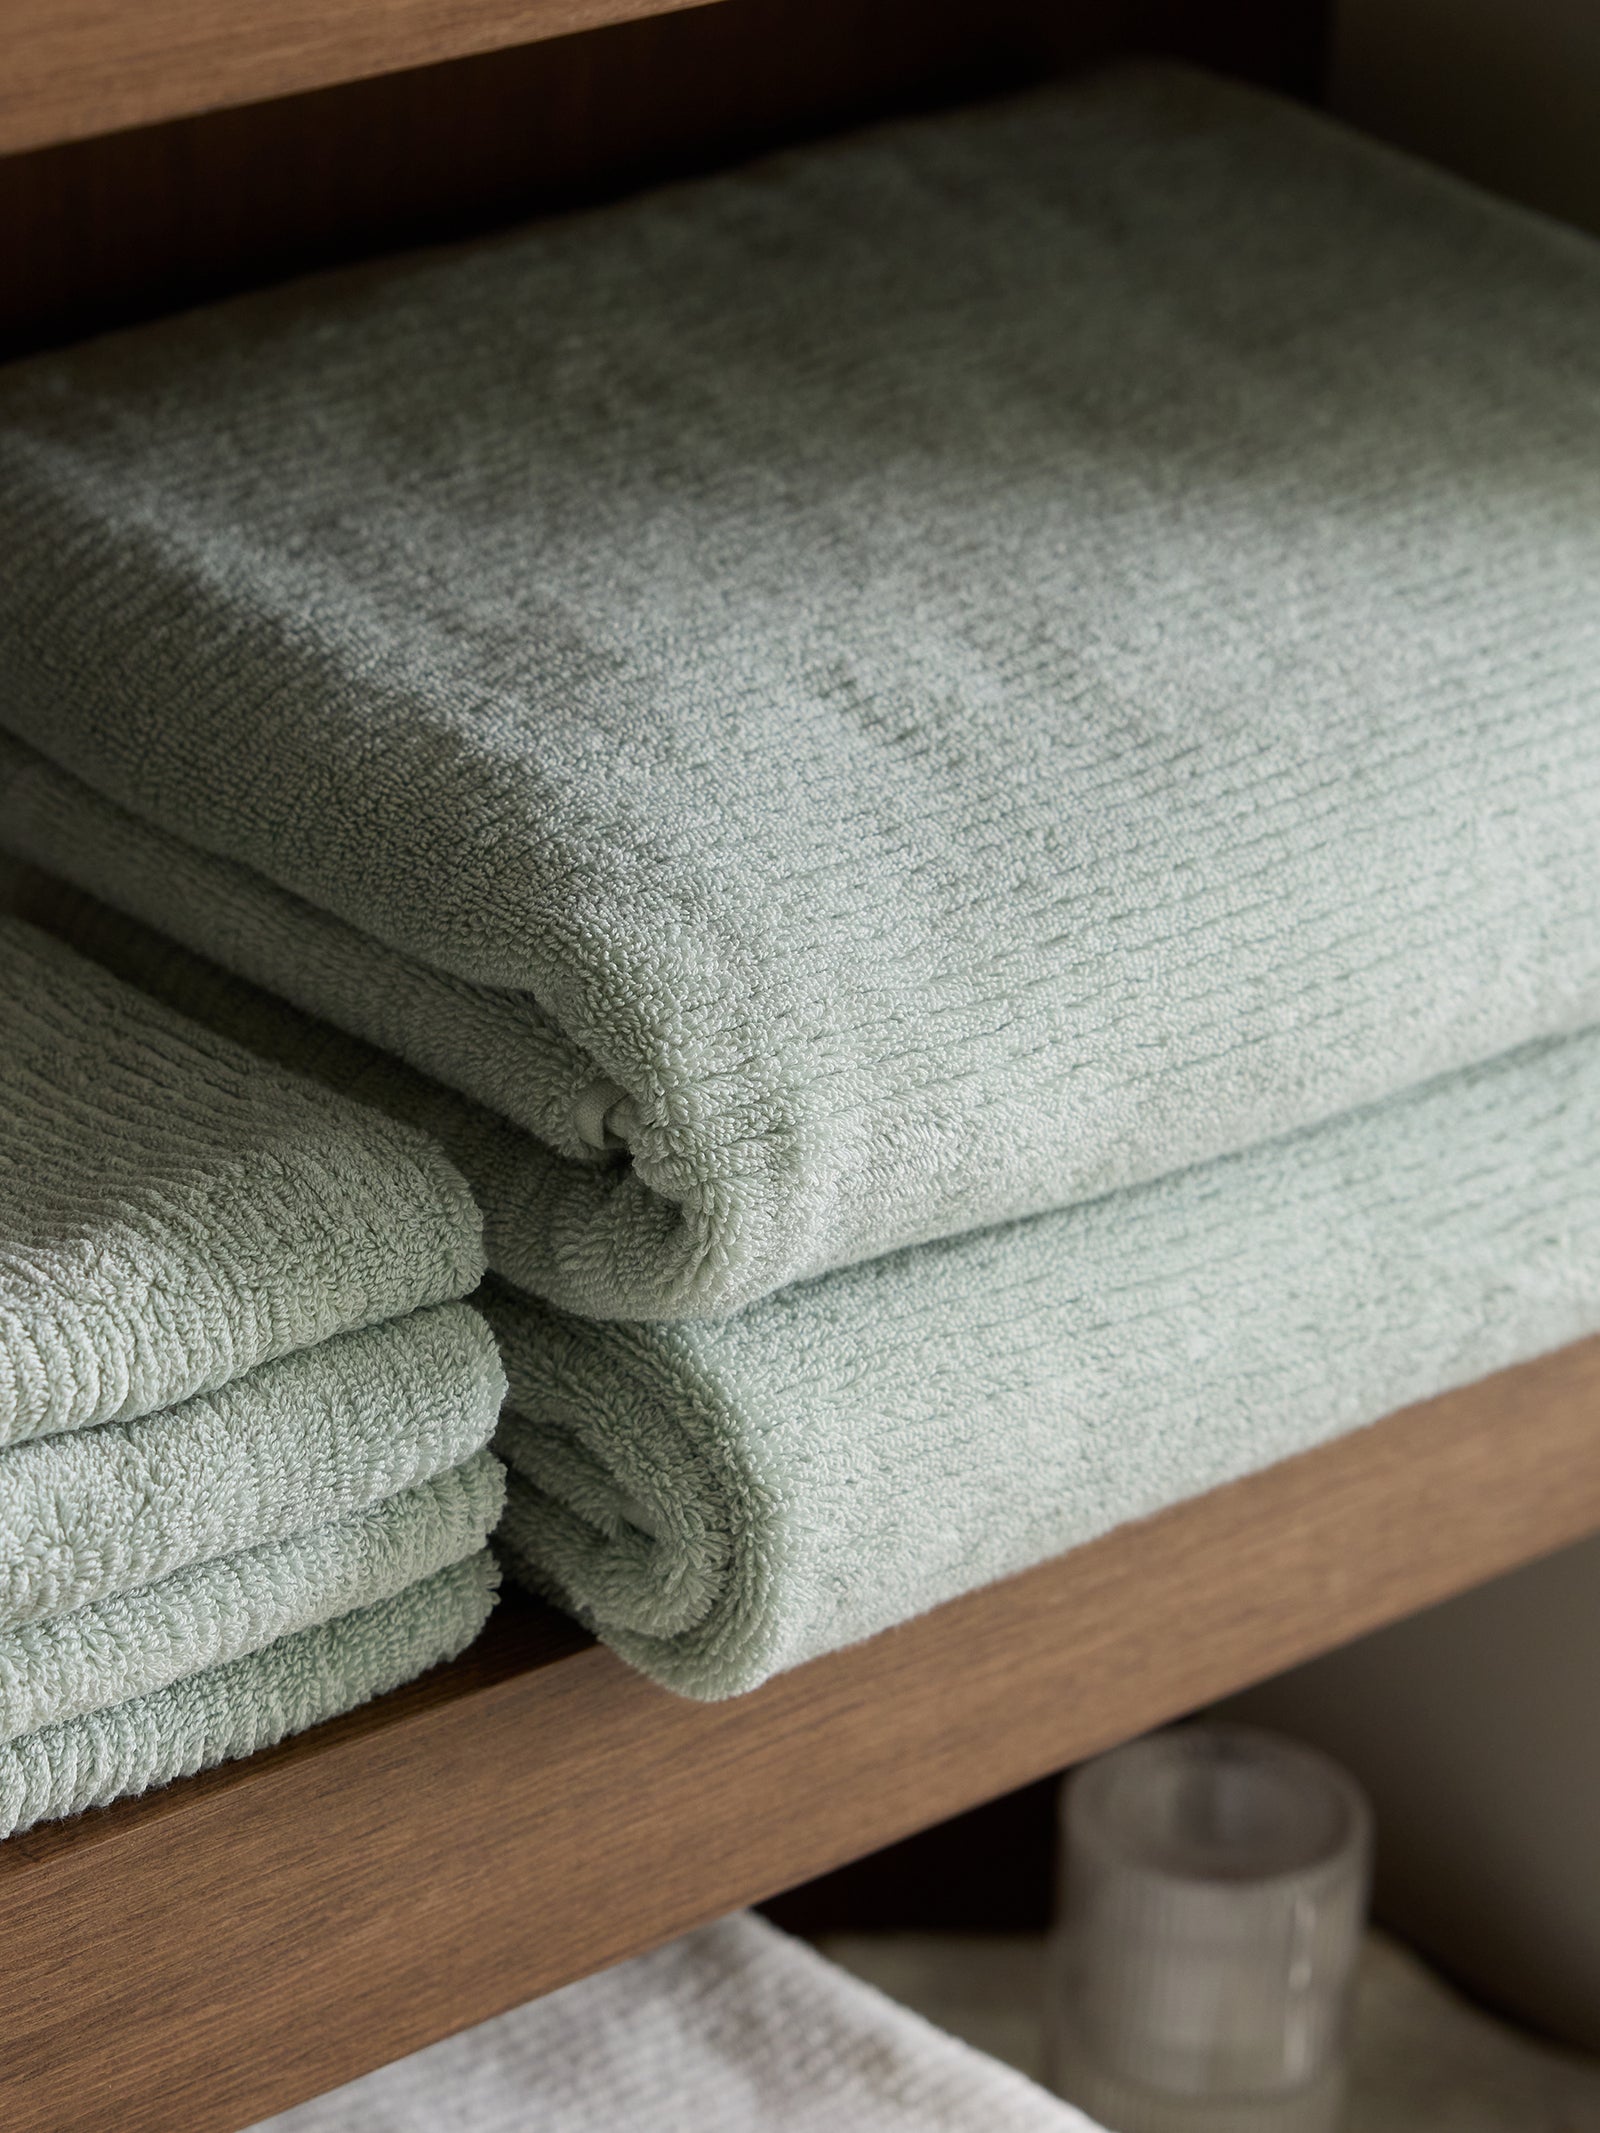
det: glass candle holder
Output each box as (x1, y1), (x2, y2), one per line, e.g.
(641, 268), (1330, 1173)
(1046, 1723), (1372, 2133)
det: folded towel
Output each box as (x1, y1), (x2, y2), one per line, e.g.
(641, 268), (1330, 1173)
(490, 1021), (1600, 1694)
(0, 1551), (497, 1840)
(250, 1911), (1095, 2131)
(6, 66), (1600, 1320)
(0, 1299), (504, 1630)
(0, 916), (483, 1440)
(0, 916), (507, 1827)
(0, 1450), (503, 1742)
(22, 881), (1600, 1696)
(3, 829), (642, 1311)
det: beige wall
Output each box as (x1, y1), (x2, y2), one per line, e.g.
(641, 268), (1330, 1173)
(1333, 0), (1600, 234)
(1220, 1534), (1600, 2052)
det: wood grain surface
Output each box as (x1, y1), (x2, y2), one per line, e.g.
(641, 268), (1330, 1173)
(0, 0), (728, 156)
(3, 1334), (1598, 2133)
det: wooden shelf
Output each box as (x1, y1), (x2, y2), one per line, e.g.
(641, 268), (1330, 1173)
(0, 0), (726, 157)
(4, 1334), (1598, 2133)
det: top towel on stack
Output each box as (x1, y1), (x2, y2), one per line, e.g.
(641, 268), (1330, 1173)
(4, 62), (1600, 1320)
(0, 917), (484, 1442)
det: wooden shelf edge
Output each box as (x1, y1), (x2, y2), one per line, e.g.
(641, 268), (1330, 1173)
(4, 1334), (1599, 2133)
(0, 0), (727, 159)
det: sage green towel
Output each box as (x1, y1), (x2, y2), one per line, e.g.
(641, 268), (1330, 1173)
(25, 881), (1600, 1698)
(4, 822), (675, 1310)
(0, 1450), (502, 1742)
(0, 915), (506, 1829)
(489, 1023), (1600, 1696)
(0, 1551), (498, 1840)
(0, 1298), (504, 1630)
(0, 916), (484, 1440)
(6, 66), (1600, 1320)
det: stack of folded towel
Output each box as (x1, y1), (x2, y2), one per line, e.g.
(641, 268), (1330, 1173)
(5, 60), (1600, 1698)
(0, 917), (505, 1835)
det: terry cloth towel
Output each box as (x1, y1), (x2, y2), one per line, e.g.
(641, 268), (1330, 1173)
(6, 69), (1600, 1323)
(0, 1300), (504, 1630)
(491, 1020), (1600, 1695)
(0, 917), (507, 1826)
(0, 914), (484, 1440)
(20, 882), (1600, 1698)
(249, 1911), (1099, 2132)
(0, 1450), (503, 1744)
(0, 1551), (498, 1841)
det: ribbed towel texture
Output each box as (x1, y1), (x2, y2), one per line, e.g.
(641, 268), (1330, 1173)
(26, 888), (1600, 1699)
(2, 1557), (498, 1839)
(0, 1301), (504, 1629)
(250, 1911), (1098, 2131)
(0, 916), (483, 1437)
(6, 64), (1600, 1321)
(0, 920), (505, 1835)
(0, 1454), (502, 1744)
(491, 1025), (1600, 1693)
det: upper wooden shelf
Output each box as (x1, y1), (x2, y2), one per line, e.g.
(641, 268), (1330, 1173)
(0, 0), (725, 157)
(4, 1333), (1599, 2133)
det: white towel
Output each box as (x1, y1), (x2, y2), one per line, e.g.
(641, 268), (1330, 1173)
(251, 1912), (1100, 2132)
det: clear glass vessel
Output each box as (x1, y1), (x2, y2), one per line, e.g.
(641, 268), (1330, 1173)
(1046, 1724), (1372, 2133)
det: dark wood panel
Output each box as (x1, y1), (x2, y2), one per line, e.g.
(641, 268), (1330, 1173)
(2, 1334), (1597, 2133)
(0, 0), (1332, 358)
(0, 0), (726, 156)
